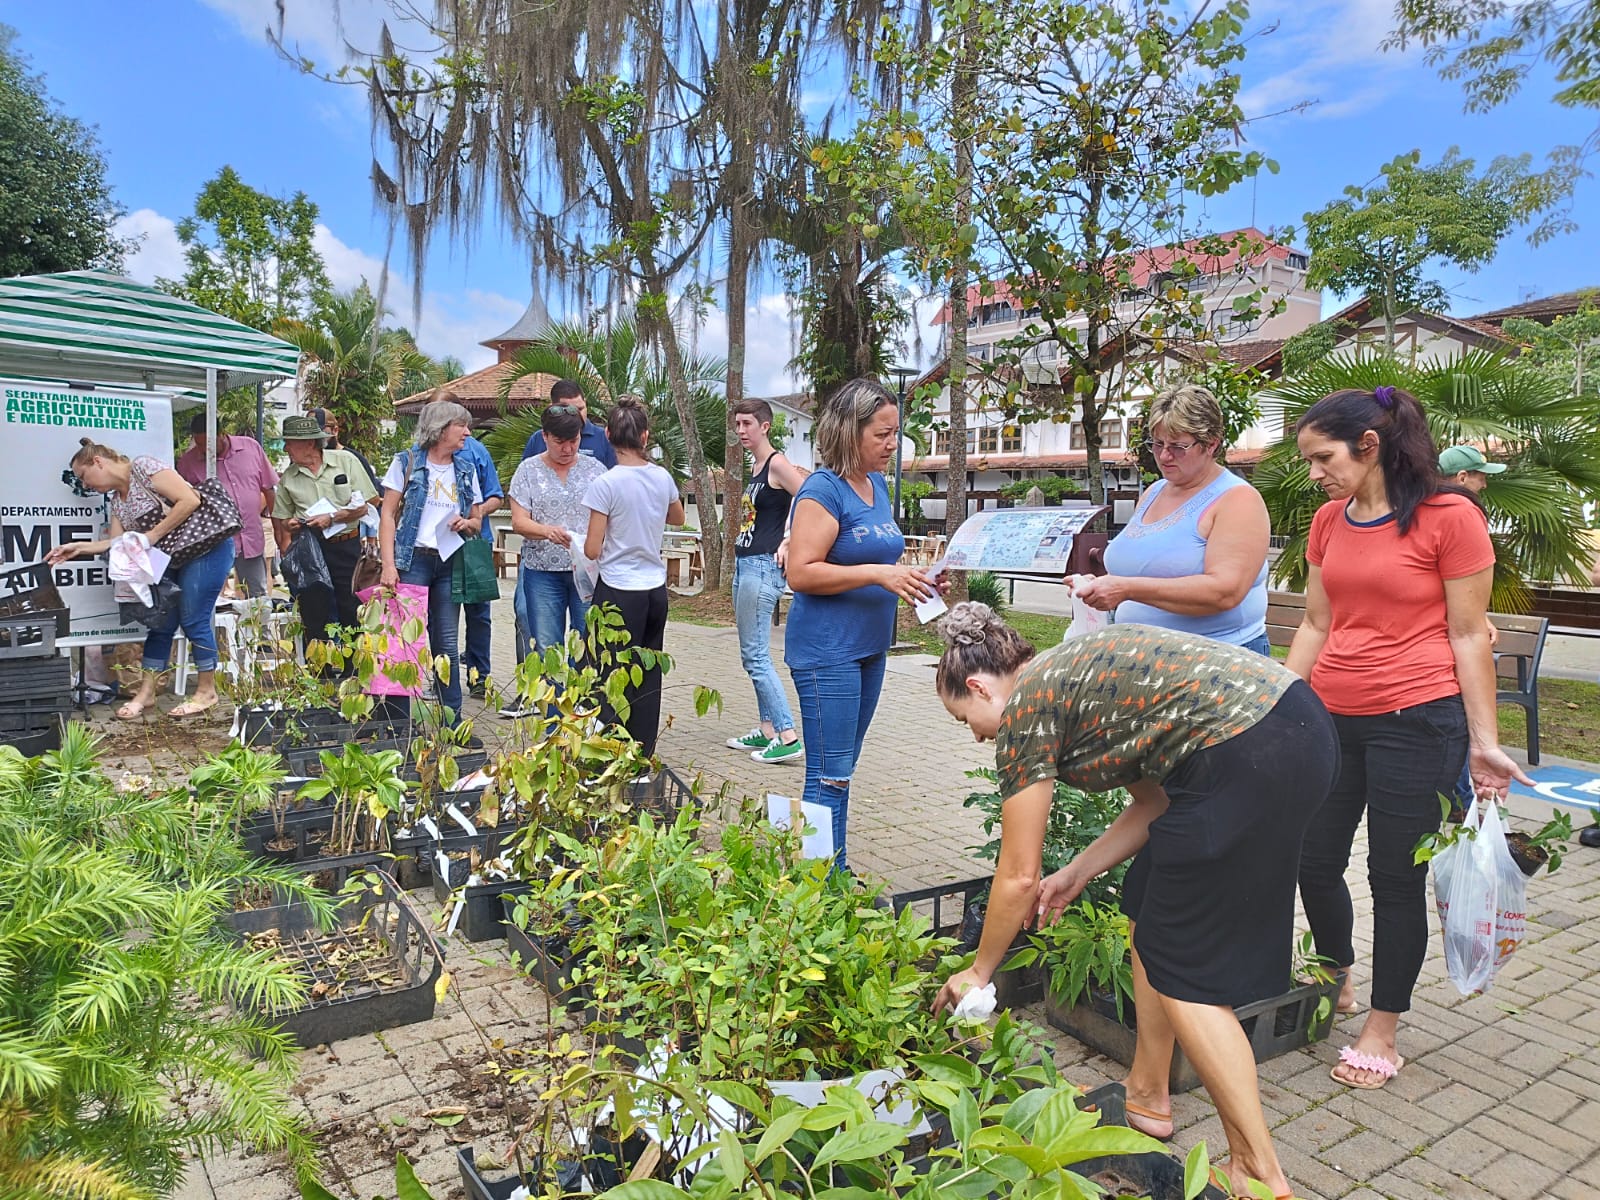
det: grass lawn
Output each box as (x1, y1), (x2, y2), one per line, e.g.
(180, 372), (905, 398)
(673, 588), (1600, 762)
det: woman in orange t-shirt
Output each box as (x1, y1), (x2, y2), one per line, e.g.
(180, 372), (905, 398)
(1287, 385), (1531, 1092)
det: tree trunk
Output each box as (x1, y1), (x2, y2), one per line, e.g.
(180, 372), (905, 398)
(722, 194), (755, 593)
(641, 275), (725, 591)
(944, 18), (976, 604)
(1383, 274), (1397, 353)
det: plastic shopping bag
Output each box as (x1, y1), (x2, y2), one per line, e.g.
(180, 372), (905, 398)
(281, 531), (333, 596)
(570, 530), (599, 602)
(356, 583), (430, 698)
(1062, 574), (1112, 642)
(1432, 798), (1528, 995)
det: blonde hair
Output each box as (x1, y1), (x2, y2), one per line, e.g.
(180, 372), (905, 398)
(814, 378), (895, 477)
(934, 602), (1037, 699)
(1146, 383), (1224, 448)
(69, 437), (128, 467)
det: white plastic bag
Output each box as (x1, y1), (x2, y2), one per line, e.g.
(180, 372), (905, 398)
(1432, 798), (1527, 995)
(569, 528), (599, 602)
(1062, 574), (1111, 642)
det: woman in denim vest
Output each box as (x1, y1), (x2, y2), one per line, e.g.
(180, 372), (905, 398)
(378, 399), (485, 722)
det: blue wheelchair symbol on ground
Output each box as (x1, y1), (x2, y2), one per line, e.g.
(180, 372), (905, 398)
(1509, 765), (1600, 811)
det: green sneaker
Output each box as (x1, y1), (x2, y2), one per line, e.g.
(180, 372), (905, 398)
(727, 728), (770, 751)
(753, 738), (803, 765)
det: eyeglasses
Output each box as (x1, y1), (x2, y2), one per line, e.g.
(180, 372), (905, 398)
(548, 404), (580, 415)
(1141, 438), (1200, 456)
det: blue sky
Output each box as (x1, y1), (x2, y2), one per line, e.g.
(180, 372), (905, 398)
(6, 0), (1597, 393)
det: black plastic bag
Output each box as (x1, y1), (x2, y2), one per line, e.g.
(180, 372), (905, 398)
(118, 578), (182, 628)
(280, 532), (333, 597)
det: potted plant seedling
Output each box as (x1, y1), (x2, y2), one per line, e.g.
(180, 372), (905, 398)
(1414, 796), (1574, 878)
(294, 743), (407, 860)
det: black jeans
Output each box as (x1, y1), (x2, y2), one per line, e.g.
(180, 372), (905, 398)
(591, 578), (668, 758)
(1298, 694), (1468, 1014)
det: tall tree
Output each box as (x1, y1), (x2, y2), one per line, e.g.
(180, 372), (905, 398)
(310, 6), (736, 586)
(911, 0), (1277, 505)
(274, 284), (436, 458)
(1301, 149), (1568, 351)
(159, 165), (330, 332)
(0, 25), (130, 276)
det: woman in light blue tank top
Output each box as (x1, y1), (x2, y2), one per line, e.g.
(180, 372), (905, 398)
(1062, 384), (1273, 1144)
(1074, 385), (1271, 653)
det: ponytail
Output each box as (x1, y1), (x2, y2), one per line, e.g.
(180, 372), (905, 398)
(1296, 386), (1452, 535)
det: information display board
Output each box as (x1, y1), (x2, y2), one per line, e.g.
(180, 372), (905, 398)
(941, 505), (1108, 573)
(0, 379), (177, 645)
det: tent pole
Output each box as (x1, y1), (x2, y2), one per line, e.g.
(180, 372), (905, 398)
(255, 382), (265, 446)
(206, 368), (218, 479)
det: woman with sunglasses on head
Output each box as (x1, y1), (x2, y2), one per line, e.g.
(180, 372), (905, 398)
(1290, 385), (1530, 1092)
(1063, 382), (1273, 1141)
(47, 439), (236, 720)
(583, 397), (684, 757)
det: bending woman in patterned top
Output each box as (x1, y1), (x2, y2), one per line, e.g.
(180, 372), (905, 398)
(930, 603), (1337, 1200)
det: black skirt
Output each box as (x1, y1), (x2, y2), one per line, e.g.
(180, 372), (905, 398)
(1129, 679), (1338, 1007)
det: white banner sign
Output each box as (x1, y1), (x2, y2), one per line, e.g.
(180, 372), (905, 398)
(0, 379), (177, 645)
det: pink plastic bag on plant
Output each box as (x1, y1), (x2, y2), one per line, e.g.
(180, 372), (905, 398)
(356, 583), (430, 698)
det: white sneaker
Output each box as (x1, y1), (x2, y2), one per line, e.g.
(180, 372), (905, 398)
(498, 699), (536, 719)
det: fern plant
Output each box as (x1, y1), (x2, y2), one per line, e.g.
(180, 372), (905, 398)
(0, 727), (326, 1199)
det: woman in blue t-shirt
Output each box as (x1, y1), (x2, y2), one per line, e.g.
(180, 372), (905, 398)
(785, 378), (942, 870)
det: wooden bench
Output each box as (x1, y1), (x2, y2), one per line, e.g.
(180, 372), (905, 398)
(1265, 589), (1550, 764)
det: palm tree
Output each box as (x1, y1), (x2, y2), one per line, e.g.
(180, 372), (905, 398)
(1254, 350), (1600, 611)
(273, 284), (442, 458)
(482, 314), (727, 494)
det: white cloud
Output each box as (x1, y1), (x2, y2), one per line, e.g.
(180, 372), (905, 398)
(693, 294), (804, 397)
(1237, 0), (1417, 122)
(199, 0), (397, 65)
(114, 209), (186, 284)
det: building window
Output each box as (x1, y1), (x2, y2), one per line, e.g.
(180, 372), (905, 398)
(966, 429), (978, 455)
(1070, 421), (1086, 450)
(1100, 419), (1124, 449)
(1287, 252), (1308, 270)
(1001, 424), (1022, 453)
(928, 429), (942, 456)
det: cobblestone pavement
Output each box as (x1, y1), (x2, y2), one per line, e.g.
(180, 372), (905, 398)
(148, 595), (1600, 1200)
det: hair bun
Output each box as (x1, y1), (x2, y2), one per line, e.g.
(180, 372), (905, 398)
(939, 601), (998, 647)
(79, 437), (93, 447)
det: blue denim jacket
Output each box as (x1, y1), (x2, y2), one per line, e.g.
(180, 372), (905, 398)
(392, 448), (477, 571)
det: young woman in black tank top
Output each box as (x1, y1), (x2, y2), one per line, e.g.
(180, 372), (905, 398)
(727, 400), (809, 764)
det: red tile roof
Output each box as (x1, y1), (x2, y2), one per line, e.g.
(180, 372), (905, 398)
(1468, 288), (1600, 328)
(932, 228), (1305, 325)
(906, 447), (1265, 471)
(395, 361), (564, 420)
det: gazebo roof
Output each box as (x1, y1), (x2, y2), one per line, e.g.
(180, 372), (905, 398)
(481, 292), (551, 350)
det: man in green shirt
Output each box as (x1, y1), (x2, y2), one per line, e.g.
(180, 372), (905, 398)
(271, 415), (380, 653)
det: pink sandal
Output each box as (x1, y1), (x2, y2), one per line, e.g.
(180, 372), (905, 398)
(1330, 1045), (1403, 1090)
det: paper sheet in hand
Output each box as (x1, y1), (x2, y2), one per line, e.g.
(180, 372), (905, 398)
(433, 509), (464, 561)
(145, 545), (171, 583)
(914, 558), (948, 624)
(767, 793), (834, 861)
(305, 497), (350, 538)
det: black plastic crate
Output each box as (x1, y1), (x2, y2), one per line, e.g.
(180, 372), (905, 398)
(503, 893), (589, 1007)
(890, 876), (1044, 1009)
(629, 766), (696, 822)
(435, 876), (530, 942)
(0, 564), (70, 641)
(222, 869), (443, 1047)
(0, 694), (70, 756)
(1046, 972), (1345, 1093)
(0, 655), (72, 700)
(272, 715), (414, 751)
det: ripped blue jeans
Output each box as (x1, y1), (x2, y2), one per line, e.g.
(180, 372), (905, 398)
(788, 652), (887, 872)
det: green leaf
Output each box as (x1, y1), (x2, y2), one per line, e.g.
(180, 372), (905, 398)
(1184, 1141), (1212, 1200)
(913, 1052), (982, 1087)
(800, 1103), (855, 1131)
(811, 1121), (907, 1168)
(299, 1182), (343, 1200)
(601, 1182), (691, 1199)
(396, 1154), (435, 1200)
(1055, 1125), (1167, 1164)
(999, 1086), (1050, 1135)
(750, 1107), (807, 1165)
(951, 1087), (980, 1145)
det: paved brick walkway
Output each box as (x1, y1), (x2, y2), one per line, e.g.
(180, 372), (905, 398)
(168, 596), (1600, 1199)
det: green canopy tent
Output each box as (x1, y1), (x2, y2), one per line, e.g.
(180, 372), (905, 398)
(0, 270), (301, 475)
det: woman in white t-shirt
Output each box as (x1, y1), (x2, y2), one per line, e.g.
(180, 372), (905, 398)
(582, 397), (684, 756)
(378, 399), (485, 722)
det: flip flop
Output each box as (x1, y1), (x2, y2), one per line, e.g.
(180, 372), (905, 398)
(170, 698), (219, 718)
(1329, 1045), (1404, 1090)
(116, 699), (150, 721)
(1124, 1098), (1173, 1141)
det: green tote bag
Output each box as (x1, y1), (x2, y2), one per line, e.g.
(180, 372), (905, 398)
(451, 537), (500, 603)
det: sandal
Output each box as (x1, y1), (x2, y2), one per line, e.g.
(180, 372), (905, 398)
(170, 697), (219, 718)
(1330, 1045), (1403, 1090)
(116, 699), (151, 721)
(1124, 1098), (1173, 1141)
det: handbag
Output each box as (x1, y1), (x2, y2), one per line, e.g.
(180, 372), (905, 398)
(129, 460), (242, 567)
(351, 545), (384, 595)
(451, 537), (500, 603)
(118, 577), (182, 628)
